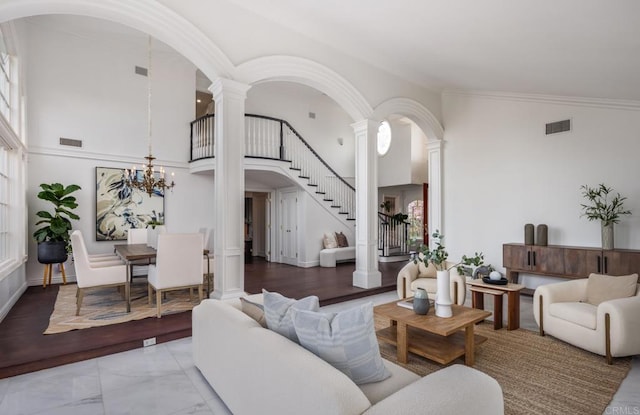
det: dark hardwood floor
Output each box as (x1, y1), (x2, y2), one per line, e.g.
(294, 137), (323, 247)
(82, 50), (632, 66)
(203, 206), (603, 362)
(0, 259), (403, 379)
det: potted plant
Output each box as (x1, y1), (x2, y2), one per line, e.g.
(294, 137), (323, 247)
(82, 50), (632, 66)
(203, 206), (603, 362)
(414, 230), (484, 318)
(32, 183), (81, 264)
(580, 183), (631, 250)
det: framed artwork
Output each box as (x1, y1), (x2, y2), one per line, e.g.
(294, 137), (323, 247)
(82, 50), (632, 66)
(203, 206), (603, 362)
(95, 167), (164, 241)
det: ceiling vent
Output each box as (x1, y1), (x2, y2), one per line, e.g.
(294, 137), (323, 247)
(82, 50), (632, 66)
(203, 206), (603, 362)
(545, 119), (571, 135)
(135, 66), (148, 76)
(59, 137), (82, 148)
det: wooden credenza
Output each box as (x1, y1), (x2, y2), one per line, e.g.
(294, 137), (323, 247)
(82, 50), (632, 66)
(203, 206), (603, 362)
(503, 243), (640, 294)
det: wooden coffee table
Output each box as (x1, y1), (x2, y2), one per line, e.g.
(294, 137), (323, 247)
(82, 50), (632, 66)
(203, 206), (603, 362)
(374, 301), (491, 366)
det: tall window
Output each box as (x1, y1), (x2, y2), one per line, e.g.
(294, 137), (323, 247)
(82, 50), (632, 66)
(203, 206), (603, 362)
(0, 147), (8, 263)
(407, 200), (424, 245)
(0, 25), (26, 278)
(0, 52), (10, 124)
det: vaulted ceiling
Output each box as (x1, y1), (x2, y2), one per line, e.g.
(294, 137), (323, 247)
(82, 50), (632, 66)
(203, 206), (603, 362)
(226, 0), (640, 101)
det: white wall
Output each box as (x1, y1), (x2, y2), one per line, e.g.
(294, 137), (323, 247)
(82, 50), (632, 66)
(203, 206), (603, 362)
(299, 189), (355, 267)
(0, 266), (27, 322)
(24, 17), (215, 285)
(246, 82), (355, 178)
(378, 122), (411, 187)
(442, 92), (640, 289)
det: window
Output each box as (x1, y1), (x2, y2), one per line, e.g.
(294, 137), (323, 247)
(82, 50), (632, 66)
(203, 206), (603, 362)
(0, 52), (10, 124)
(0, 147), (7, 263)
(407, 200), (424, 245)
(377, 121), (391, 155)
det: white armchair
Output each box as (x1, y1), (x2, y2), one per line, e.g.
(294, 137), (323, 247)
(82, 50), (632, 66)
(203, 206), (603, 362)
(534, 276), (640, 364)
(147, 233), (204, 318)
(70, 230), (128, 316)
(396, 260), (466, 305)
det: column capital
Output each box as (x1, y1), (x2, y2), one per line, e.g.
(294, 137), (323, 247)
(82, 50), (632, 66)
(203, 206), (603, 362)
(209, 78), (251, 101)
(427, 139), (443, 151)
(351, 119), (379, 135)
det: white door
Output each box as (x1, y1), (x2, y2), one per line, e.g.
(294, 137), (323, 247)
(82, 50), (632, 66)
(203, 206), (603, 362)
(265, 194), (272, 262)
(280, 190), (297, 265)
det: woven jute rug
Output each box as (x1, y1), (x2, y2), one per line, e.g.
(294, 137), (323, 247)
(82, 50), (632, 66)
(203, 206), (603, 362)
(44, 283), (199, 334)
(375, 317), (631, 415)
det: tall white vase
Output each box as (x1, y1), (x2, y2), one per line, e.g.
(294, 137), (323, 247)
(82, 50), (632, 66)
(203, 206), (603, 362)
(435, 270), (453, 318)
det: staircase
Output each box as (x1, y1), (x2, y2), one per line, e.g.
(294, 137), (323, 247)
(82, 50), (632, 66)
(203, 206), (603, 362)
(191, 114), (355, 221)
(378, 212), (412, 262)
(190, 113), (411, 261)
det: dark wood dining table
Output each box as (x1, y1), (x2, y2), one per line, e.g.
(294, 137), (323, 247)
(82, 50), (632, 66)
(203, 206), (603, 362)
(113, 243), (211, 312)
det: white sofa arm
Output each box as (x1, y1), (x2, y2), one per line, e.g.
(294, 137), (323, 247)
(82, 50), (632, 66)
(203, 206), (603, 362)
(533, 279), (588, 327)
(363, 365), (503, 415)
(397, 261), (419, 298)
(598, 294), (640, 357)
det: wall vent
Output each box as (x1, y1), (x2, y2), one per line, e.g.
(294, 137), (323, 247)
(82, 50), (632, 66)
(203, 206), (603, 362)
(308, 112), (316, 119)
(135, 66), (148, 76)
(59, 137), (82, 148)
(545, 119), (571, 135)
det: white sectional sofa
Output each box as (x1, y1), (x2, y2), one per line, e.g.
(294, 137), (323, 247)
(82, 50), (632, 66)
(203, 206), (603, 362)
(192, 295), (504, 415)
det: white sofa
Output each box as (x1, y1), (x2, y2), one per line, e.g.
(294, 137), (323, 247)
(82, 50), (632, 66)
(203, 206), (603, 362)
(193, 295), (504, 415)
(320, 246), (356, 267)
(533, 278), (640, 364)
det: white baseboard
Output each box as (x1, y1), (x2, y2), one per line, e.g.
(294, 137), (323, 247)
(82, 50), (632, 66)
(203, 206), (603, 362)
(0, 280), (27, 323)
(297, 260), (319, 268)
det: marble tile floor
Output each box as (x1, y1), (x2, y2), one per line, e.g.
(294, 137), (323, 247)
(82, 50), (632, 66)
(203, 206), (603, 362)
(0, 291), (637, 415)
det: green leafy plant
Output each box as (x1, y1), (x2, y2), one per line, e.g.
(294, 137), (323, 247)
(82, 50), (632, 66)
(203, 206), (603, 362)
(414, 229), (484, 274)
(580, 183), (631, 226)
(32, 183), (81, 252)
(379, 200), (392, 213)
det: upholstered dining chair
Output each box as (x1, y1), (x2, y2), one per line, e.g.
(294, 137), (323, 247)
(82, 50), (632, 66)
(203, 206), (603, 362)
(70, 230), (128, 316)
(73, 230), (123, 264)
(147, 233), (204, 318)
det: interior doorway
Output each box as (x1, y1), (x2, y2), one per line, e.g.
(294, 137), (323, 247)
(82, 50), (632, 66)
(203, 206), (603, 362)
(245, 192), (270, 262)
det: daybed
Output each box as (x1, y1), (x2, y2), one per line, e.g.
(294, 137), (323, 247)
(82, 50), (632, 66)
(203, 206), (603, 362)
(192, 295), (504, 415)
(320, 246), (356, 267)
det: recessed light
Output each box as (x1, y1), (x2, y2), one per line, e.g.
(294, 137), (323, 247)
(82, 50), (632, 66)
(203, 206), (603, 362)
(196, 99), (202, 103)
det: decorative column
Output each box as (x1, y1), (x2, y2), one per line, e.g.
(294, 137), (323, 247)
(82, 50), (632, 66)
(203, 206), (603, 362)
(427, 140), (442, 248)
(352, 119), (382, 288)
(210, 78), (251, 300)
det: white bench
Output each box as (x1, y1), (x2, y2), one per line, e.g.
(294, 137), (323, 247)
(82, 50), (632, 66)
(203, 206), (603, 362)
(319, 246), (356, 267)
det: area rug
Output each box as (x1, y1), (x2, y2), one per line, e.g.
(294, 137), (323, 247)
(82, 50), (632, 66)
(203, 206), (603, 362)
(375, 317), (631, 415)
(44, 283), (199, 334)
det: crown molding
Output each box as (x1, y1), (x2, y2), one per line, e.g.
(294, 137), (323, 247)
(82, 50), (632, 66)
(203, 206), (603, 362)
(442, 89), (640, 111)
(28, 145), (188, 169)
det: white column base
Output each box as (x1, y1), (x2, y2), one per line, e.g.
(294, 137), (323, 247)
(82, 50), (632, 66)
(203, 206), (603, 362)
(353, 269), (382, 289)
(211, 289), (246, 301)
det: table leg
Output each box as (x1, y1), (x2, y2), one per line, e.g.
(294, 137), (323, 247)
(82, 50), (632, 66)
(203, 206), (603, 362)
(464, 324), (475, 366)
(125, 261), (132, 313)
(396, 321), (408, 364)
(471, 290), (484, 309)
(493, 294), (503, 330)
(507, 290), (520, 330)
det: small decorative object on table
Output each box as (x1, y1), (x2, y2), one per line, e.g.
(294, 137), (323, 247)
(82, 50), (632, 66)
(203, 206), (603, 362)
(524, 223), (534, 245)
(412, 288), (430, 315)
(535, 224), (548, 246)
(483, 271), (508, 285)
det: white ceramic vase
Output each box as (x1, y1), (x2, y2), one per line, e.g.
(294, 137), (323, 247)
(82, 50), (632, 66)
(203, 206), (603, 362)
(435, 269), (453, 318)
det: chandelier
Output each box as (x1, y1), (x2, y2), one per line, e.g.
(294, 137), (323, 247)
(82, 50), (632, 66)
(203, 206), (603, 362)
(125, 36), (175, 197)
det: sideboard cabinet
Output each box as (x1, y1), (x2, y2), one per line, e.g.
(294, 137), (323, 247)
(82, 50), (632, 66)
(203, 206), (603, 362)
(503, 243), (640, 293)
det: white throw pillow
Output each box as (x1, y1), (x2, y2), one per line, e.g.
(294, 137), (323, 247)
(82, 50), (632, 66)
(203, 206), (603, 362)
(291, 303), (391, 385)
(323, 232), (338, 249)
(263, 290), (320, 343)
(586, 273), (639, 306)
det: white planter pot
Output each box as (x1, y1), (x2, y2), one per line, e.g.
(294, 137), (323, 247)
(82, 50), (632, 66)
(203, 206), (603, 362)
(435, 270), (453, 318)
(147, 225), (166, 249)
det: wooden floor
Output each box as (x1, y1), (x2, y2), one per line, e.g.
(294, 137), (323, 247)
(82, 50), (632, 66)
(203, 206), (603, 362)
(0, 259), (403, 379)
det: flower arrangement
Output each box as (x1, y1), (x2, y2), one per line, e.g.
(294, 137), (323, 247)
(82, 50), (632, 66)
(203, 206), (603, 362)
(580, 183), (631, 226)
(414, 230), (484, 274)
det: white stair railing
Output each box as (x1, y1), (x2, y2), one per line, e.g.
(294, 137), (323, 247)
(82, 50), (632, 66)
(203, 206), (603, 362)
(190, 114), (355, 220)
